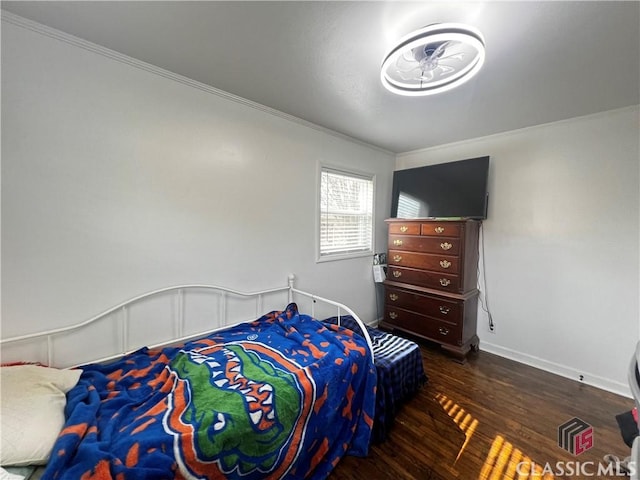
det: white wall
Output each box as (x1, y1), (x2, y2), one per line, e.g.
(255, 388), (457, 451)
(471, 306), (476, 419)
(398, 106), (640, 396)
(1, 18), (394, 347)
(4, 15), (637, 397)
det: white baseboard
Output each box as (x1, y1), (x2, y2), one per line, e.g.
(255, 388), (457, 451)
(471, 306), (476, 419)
(480, 341), (632, 399)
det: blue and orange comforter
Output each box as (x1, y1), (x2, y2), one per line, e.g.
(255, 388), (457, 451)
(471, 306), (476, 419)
(43, 304), (376, 480)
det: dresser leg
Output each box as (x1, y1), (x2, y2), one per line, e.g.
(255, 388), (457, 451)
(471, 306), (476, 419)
(441, 335), (479, 363)
(470, 336), (480, 352)
(441, 345), (469, 363)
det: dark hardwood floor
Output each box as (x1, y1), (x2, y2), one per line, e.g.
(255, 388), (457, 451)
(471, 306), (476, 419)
(331, 343), (635, 479)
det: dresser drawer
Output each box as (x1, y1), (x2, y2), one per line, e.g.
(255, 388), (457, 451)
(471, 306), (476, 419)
(385, 286), (462, 324)
(384, 307), (462, 345)
(388, 235), (461, 255)
(388, 266), (460, 292)
(420, 222), (462, 238)
(388, 250), (459, 273)
(388, 223), (421, 235)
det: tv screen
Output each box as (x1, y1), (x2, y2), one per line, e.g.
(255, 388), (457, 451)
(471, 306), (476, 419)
(390, 156), (490, 219)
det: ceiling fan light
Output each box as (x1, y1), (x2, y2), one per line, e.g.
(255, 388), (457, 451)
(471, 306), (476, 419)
(381, 23), (486, 96)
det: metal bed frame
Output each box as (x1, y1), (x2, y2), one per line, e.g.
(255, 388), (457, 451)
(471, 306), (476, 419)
(1, 274), (374, 368)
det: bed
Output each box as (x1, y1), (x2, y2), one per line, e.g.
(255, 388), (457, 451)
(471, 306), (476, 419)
(322, 315), (426, 442)
(1, 275), (425, 479)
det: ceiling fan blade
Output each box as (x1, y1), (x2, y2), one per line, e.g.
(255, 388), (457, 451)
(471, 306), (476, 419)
(427, 41), (450, 60)
(418, 69), (435, 81)
(395, 52), (420, 72)
(395, 66), (424, 81)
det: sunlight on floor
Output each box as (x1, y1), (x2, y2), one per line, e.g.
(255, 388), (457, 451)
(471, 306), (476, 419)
(479, 435), (555, 480)
(435, 393), (479, 462)
(435, 393), (554, 479)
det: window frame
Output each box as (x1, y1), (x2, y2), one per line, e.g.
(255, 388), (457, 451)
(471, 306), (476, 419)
(316, 164), (376, 263)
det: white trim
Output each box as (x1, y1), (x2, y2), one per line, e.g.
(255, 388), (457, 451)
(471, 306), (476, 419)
(0, 10), (394, 156)
(316, 250), (374, 264)
(396, 104), (640, 159)
(480, 340), (632, 398)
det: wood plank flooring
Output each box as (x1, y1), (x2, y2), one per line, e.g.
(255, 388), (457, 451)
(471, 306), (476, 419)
(331, 343), (635, 479)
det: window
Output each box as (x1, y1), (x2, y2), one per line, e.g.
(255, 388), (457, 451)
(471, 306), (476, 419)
(397, 192), (421, 218)
(319, 167), (374, 260)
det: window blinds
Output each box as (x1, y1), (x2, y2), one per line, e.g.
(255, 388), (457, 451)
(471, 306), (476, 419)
(320, 168), (373, 257)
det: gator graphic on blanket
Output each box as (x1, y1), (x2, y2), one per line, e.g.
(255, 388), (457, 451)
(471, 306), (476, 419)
(166, 343), (314, 478)
(43, 303), (376, 480)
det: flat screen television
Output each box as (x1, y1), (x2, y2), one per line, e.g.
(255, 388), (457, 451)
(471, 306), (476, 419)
(390, 156), (490, 219)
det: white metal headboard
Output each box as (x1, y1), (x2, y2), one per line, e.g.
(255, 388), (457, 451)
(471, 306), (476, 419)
(1, 274), (374, 367)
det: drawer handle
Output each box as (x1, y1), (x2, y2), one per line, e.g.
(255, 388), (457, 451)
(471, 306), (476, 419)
(439, 306), (450, 315)
(439, 278), (451, 287)
(434, 226), (445, 234)
(393, 255), (402, 262)
(392, 271), (402, 278)
(439, 327), (450, 336)
(440, 242), (452, 251)
(393, 239), (403, 246)
(400, 226), (408, 233)
(439, 260), (452, 268)
(389, 311), (398, 320)
(389, 293), (398, 301)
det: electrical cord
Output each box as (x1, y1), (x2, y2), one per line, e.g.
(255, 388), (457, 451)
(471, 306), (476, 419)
(372, 254), (381, 324)
(477, 221), (495, 331)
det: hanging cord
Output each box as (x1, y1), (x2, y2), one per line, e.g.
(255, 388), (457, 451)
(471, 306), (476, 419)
(477, 222), (495, 331)
(373, 253), (383, 324)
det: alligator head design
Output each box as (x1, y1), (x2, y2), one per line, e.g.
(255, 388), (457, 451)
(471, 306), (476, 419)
(165, 342), (314, 478)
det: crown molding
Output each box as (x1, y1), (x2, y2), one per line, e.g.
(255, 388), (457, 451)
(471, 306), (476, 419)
(1, 10), (394, 156)
(397, 104), (640, 159)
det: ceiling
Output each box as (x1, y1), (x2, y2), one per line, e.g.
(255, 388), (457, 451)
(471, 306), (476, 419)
(2, 1), (639, 153)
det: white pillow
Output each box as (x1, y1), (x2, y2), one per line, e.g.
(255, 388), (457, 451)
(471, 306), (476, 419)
(0, 365), (81, 466)
(0, 466), (26, 480)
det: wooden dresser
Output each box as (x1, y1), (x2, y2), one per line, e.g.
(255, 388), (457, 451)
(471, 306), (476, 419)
(380, 219), (480, 361)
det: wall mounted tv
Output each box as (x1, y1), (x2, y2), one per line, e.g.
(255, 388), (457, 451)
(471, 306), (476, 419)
(390, 156), (490, 220)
